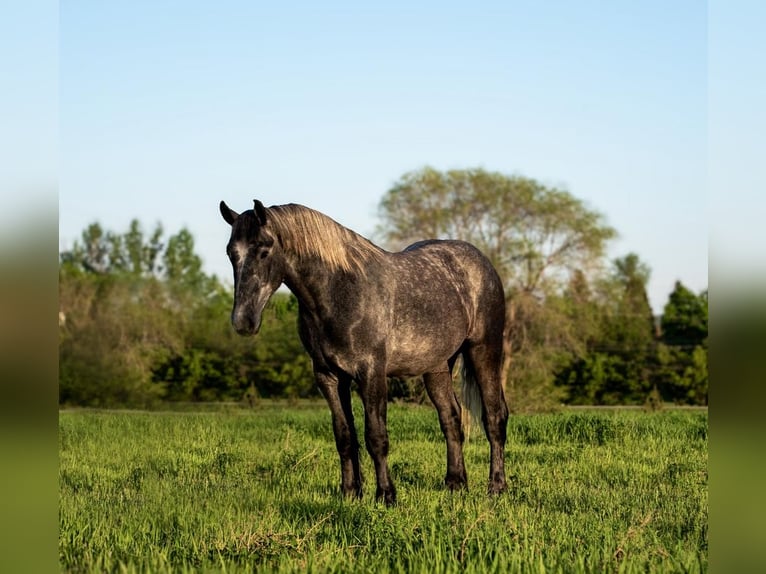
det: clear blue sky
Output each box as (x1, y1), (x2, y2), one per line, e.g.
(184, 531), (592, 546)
(56, 0), (711, 313)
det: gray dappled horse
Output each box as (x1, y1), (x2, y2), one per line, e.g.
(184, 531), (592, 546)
(220, 200), (508, 505)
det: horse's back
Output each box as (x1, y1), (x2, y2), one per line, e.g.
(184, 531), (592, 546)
(398, 239), (504, 310)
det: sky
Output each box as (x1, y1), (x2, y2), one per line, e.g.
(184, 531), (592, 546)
(53, 0), (714, 313)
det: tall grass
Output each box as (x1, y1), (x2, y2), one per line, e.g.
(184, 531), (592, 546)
(59, 403), (707, 573)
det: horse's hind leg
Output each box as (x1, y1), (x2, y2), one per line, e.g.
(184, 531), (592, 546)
(424, 367), (468, 490)
(464, 344), (508, 494)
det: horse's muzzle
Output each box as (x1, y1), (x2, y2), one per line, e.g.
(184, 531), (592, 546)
(232, 309), (262, 336)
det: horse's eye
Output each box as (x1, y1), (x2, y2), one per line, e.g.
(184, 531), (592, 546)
(259, 250), (269, 259)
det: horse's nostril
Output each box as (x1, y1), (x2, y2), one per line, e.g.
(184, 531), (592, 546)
(232, 310), (261, 336)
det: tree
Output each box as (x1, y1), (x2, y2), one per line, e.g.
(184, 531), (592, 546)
(377, 167), (616, 411)
(604, 254), (655, 353)
(62, 219), (165, 277)
(60, 222), (180, 407)
(654, 281), (708, 404)
(59, 222), (201, 406)
(163, 228), (206, 294)
(661, 281), (708, 347)
(58, 270), (181, 407)
(555, 253), (658, 405)
(60, 221), (317, 407)
(599, 253), (657, 402)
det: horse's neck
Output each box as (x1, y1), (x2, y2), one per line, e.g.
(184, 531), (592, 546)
(281, 253), (335, 313)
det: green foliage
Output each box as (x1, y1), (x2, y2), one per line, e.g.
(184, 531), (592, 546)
(653, 282), (708, 405)
(504, 291), (569, 412)
(59, 405), (708, 573)
(609, 254), (656, 350)
(58, 272), (181, 408)
(59, 221), (314, 406)
(557, 267), (708, 406)
(594, 253), (657, 403)
(654, 344), (708, 405)
(661, 283), (708, 347)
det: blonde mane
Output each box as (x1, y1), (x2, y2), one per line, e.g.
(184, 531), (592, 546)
(267, 204), (384, 274)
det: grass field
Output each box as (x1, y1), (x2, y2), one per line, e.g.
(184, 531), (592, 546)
(59, 402), (707, 573)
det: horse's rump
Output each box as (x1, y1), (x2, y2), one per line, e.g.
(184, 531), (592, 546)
(383, 240), (505, 377)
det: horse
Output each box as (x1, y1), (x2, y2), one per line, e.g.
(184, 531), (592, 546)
(220, 199), (508, 505)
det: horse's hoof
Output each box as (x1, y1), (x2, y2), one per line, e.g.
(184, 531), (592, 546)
(376, 486), (397, 506)
(445, 475), (468, 491)
(488, 481), (508, 495)
(341, 484), (363, 500)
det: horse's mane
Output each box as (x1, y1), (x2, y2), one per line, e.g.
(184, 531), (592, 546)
(267, 204), (385, 274)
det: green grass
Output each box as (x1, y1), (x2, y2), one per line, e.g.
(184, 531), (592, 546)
(59, 403), (707, 573)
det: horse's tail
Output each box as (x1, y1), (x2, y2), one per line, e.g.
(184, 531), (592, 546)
(460, 356), (483, 441)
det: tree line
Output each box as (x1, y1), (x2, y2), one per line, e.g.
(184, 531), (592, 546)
(59, 167), (707, 410)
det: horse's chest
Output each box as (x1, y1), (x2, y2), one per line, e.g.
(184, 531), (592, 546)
(298, 310), (384, 372)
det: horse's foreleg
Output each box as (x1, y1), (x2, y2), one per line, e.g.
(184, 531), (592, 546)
(316, 371), (362, 499)
(358, 373), (396, 506)
(424, 369), (468, 491)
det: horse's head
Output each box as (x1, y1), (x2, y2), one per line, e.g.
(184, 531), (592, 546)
(220, 199), (284, 336)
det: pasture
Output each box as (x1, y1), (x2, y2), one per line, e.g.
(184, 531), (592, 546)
(59, 403), (707, 573)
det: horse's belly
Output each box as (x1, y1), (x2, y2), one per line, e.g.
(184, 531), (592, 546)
(385, 329), (464, 377)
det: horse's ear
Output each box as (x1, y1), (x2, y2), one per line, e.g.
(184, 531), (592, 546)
(220, 201), (239, 225)
(253, 200), (268, 226)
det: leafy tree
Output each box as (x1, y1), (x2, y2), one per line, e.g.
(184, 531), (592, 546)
(661, 282), (708, 347)
(653, 281), (708, 404)
(163, 228), (207, 294)
(654, 343), (707, 405)
(123, 219), (163, 275)
(62, 219), (165, 277)
(58, 271), (181, 407)
(377, 167), (616, 411)
(60, 222), (207, 406)
(599, 254), (655, 403)
(553, 269), (609, 404)
(60, 221), (317, 407)
(605, 254), (655, 354)
(60, 223), (108, 274)
(556, 253), (657, 405)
